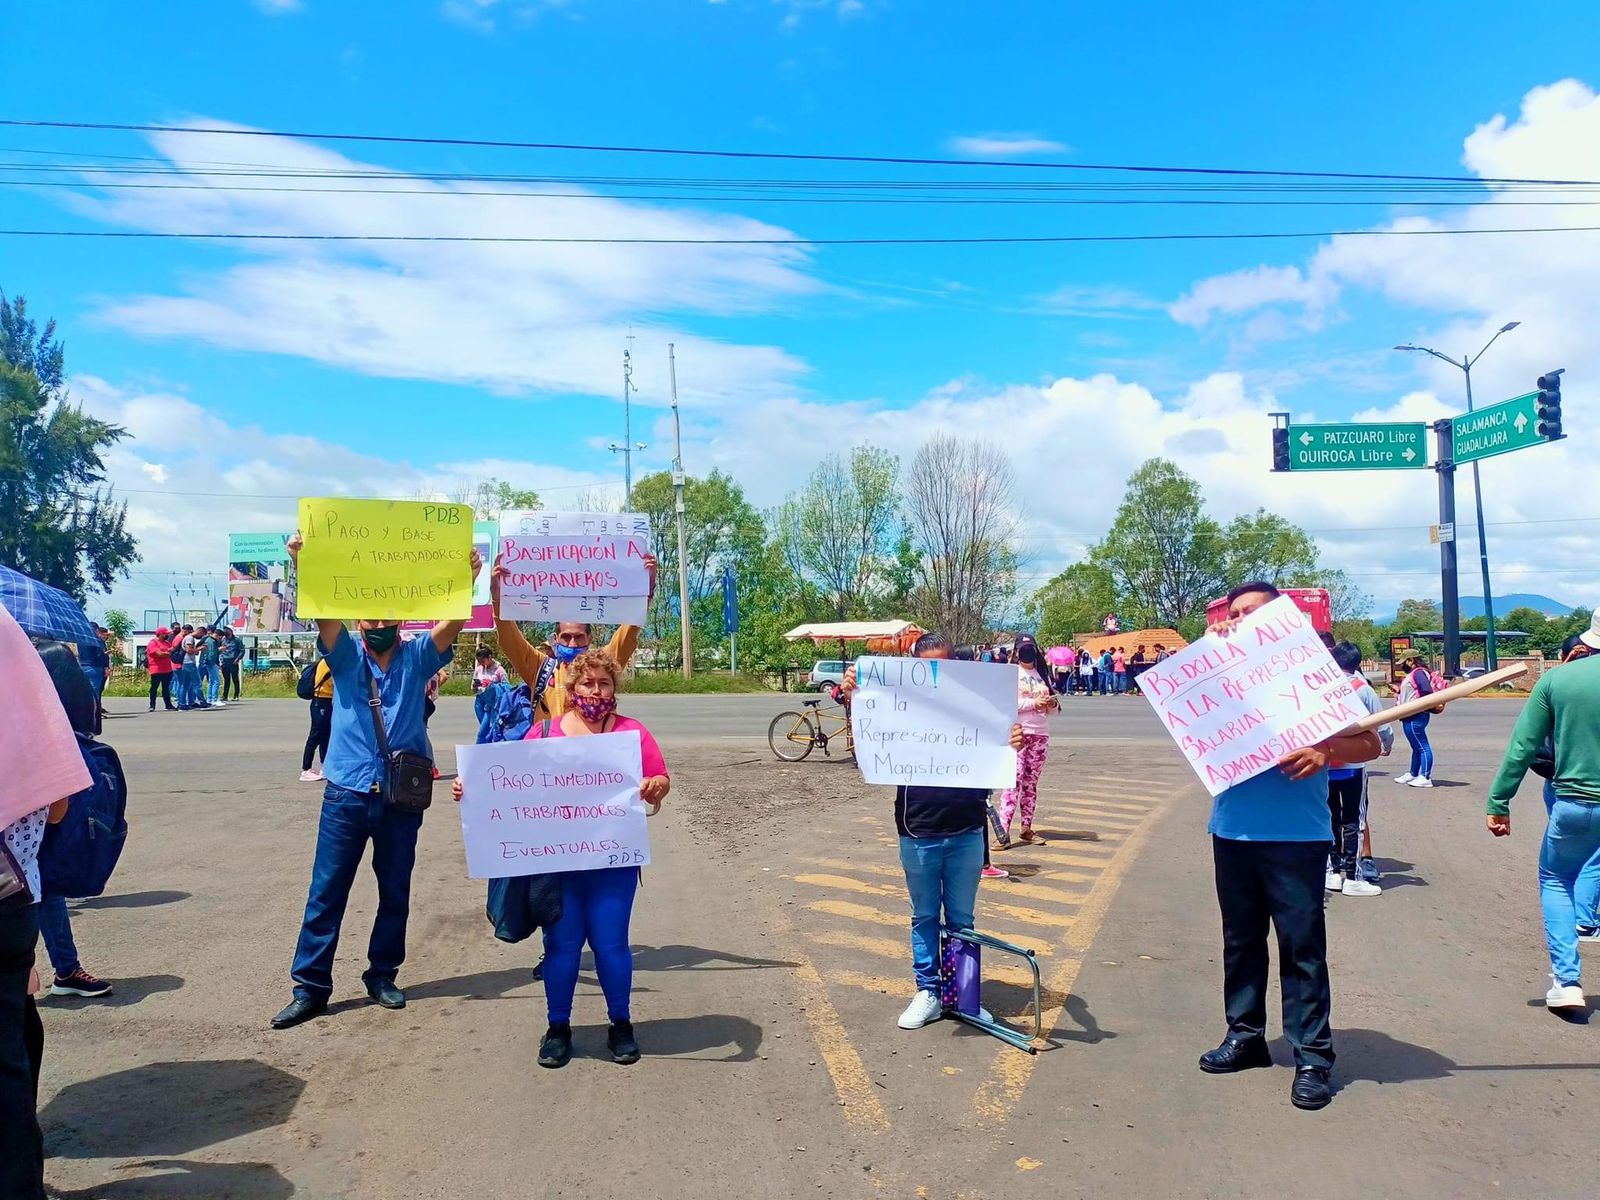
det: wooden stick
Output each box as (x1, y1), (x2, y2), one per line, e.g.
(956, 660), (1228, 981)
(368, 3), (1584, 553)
(1347, 663), (1527, 731)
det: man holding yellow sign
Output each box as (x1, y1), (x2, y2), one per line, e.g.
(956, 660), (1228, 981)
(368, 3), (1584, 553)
(270, 506), (483, 1031)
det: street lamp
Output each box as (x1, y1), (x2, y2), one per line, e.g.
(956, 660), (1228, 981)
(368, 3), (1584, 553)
(1394, 320), (1521, 670)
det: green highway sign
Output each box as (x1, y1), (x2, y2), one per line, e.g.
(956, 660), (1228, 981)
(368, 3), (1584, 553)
(1287, 422), (1429, 471)
(1451, 391), (1543, 464)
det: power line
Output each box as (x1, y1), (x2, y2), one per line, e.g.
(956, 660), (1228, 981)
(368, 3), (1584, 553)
(6, 119), (1599, 186)
(6, 224), (1600, 246)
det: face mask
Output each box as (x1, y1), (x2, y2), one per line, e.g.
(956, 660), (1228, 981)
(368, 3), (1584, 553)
(553, 642), (584, 664)
(575, 693), (616, 723)
(363, 625), (400, 654)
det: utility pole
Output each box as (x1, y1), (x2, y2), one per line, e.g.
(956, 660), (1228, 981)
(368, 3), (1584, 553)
(669, 344), (693, 677)
(609, 336), (647, 504)
(1396, 321), (1519, 670)
(1432, 418), (1462, 677)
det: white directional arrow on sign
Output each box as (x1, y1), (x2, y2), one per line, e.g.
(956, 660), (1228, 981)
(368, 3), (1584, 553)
(1403, 447), (1416, 461)
(1299, 432), (1314, 445)
(1514, 411), (1529, 434)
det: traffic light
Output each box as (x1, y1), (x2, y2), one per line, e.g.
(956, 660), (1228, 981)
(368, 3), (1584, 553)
(1271, 426), (1290, 471)
(1536, 369), (1564, 441)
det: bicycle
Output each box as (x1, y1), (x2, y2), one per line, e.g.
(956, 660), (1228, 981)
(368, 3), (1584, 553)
(768, 696), (855, 762)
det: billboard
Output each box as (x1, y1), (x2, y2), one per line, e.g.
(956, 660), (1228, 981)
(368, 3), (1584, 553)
(227, 532), (313, 634)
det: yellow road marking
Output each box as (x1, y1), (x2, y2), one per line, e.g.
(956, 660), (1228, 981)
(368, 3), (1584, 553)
(974, 796), (1175, 1127)
(794, 872), (904, 899)
(806, 929), (914, 962)
(1054, 809), (1144, 828)
(824, 968), (912, 997)
(805, 857), (909, 880)
(1038, 794), (1153, 814)
(976, 878), (1089, 905)
(807, 899), (908, 929)
(771, 907), (891, 1133)
(979, 900), (1077, 928)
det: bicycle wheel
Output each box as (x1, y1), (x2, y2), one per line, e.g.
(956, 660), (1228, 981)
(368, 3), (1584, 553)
(768, 711), (818, 761)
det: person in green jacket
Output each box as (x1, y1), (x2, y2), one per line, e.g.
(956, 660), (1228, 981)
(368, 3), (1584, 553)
(1486, 615), (1600, 1012)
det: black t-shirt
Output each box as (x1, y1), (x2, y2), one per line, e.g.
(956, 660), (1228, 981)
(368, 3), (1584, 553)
(895, 785), (989, 839)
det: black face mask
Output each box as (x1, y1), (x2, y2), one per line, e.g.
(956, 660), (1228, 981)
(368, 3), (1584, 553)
(364, 625), (400, 654)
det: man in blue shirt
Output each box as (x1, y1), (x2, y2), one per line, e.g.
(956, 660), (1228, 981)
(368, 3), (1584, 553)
(1198, 582), (1381, 1112)
(271, 533), (483, 1030)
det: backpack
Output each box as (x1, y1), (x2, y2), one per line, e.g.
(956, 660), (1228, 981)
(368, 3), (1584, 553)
(38, 735), (129, 900)
(296, 661), (319, 700)
(478, 681), (535, 744)
(169, 641), (185, 666)
(1429, 669), (1448, 693)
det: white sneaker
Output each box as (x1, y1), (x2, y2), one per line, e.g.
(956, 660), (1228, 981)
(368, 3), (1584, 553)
(1325, 871), (1344, 893)
(1577, 926), (1600, 944)
(1409, 776), (1434, 789)
(897, 989), (944, 1030)
(1393, 773), (1414, 785)
(1546, 979), (1586, 1011)
(298, 769), (321, 783)
(1341, 878), (1381, 897)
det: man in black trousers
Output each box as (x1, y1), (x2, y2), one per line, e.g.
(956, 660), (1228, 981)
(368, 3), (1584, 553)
(1197, 582), (1382, 1110)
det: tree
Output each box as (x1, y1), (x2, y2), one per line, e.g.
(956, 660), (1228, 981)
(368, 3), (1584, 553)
(1221, 509), (1319, 586)
(450, 477), (539, 520)
(0, 295), (139, 603)
(1090, 459), (1225, 630)
(903, 434), (1018, 645)
(1391, 598), (1442, 635)
(775, 445), (900, 619)
(1311, 567), (1374, 624)
(103, 608), (134, 665)
(1029, 562), (1118, 645)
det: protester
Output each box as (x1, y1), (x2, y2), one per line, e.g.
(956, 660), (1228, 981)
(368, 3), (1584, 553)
(1129, 644), (1148, 694)
(490, 553), (657, 722)
(299, 657), (333, 784)
(1486, 613), (1600, 1011)
(1395, 656), (1440, 788)
(270, 534), (483, 1030)
(843, 634), (1025, 1031)
(1112, 645), (1128, 695)
(1198, 582), (1381, 1111)
(1325, 641), (1392, 899)
(1099, 647), (1114, 695)
(995, 635), (1056, 849)
(472, 646), (508, 692)
(31, 642), (114, 998)
(169, 624), (193, 709)
(218, 628), (245, 701)
(0, 600), (91, 1200)
(199, 624), (224, 707)
(1078, 648), (1096, 696)
(146, 626), (176, 712)
(455, 647), (669, 1067)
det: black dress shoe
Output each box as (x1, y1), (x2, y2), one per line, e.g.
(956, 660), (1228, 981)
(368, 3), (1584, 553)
(270, 996), (327, 1029)
(539, 1023), (573, 1069)
(530, 956), (545, 982)
(1198, 1036), (1272, 1074)
(1291, 1066), (1333, 1110)
(367, 981), (406, 1009)
(607, 1020), (641, 1065)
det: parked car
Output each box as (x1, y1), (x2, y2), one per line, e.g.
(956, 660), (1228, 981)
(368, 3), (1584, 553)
(247, 654), (299, 672)
(808, 659), (847, 690)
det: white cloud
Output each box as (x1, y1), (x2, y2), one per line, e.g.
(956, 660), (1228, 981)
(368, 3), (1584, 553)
(137, 461), (168, 484)
(1034, 284), (1163, 318)
(252, 0), (303, 13)
(64, 122), (819, 410)
(946, 133), (1069, 159)
(1169, 265), (1335, 330)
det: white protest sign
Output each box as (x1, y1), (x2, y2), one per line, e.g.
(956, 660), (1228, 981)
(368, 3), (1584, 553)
(496, 510), (652, 625)
(1136, 595), (1365, 797)
(456, 730), (649, 878)
(850, 656), (1018, 790)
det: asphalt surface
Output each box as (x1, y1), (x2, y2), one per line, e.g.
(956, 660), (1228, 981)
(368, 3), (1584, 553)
(31, 692), (1600, 1199)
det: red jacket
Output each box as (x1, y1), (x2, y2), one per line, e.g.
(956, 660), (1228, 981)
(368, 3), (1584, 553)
(147, 636), (174, 675)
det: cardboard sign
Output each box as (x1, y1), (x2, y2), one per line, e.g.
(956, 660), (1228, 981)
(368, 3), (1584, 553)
(296, 498), (474, 620)
(456, 730), (649, 878)
(1136, 595), (1365, 796)
(497, 510), (652, 625)
(850, 656), (1018, 789)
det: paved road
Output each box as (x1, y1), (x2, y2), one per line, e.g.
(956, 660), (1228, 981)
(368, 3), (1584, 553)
(33, 694), (1598, 1198)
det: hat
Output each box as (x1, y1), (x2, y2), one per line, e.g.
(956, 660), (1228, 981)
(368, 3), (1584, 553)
(1581, 610), (1600, 651)
(156, 626), (170, 636)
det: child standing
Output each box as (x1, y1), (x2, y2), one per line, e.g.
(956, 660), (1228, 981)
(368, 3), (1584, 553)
(995, 635), (1057, 848)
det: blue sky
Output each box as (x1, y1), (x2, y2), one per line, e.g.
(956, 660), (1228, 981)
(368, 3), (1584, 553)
(5, 0), (1600, 623)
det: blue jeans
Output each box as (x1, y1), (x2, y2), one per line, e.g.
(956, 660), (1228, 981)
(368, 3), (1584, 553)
(36, 894), (79, 978)
(541, 867), (639, 1024)
(1545, 783), (1600, 928)
(1402, 714), (1433, 778)
(1540, 794), (1600, 986)
(177, 663), (200, 707)
(204, 664), (222, 703)
(290, 784), (423, 1001)
(899, 829), (985, 991)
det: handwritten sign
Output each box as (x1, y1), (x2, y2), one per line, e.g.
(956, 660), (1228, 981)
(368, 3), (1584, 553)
(497, 510), (652, 625)
(296, 498), (474, 620)
(1136, 595), (1364, 796)
(850, 656), (1018, 789)
(456, 730), (649, 878)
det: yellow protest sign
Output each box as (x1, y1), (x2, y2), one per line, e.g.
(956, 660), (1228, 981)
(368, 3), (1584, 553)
(296, 498), (474, 620)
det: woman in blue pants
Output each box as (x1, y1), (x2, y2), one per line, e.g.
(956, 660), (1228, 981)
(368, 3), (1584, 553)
(1396, 658), (1438, 788)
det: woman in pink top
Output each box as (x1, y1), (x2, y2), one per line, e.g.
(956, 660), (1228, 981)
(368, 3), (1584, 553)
(453, 647), (668, 1069)
(995, 635), (1058, 848)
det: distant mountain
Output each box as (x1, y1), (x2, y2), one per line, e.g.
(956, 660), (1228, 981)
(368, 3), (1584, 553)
(1372, 594), (1577, 624)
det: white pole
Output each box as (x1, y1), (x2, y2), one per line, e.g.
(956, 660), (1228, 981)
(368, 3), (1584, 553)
(669, 345), (693, 677)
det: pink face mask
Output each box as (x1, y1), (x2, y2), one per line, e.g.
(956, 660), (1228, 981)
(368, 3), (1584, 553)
(575, 694), (616, 723)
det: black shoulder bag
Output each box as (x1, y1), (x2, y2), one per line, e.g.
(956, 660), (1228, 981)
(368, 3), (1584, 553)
(366, 666), (434, 813)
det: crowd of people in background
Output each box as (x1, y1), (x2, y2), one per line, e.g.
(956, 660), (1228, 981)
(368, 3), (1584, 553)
(143, 623), (246, 711)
